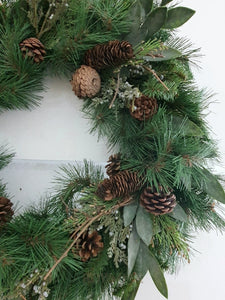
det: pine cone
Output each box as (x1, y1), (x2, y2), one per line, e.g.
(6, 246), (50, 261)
(130, 95), (158, 121)
(105, 154), (121, 177)
(76, 231), (104, 262)
(71, 65), (101, 98)
(96, 170), (141, 201)
(140, 186), (176, 216)
(19, 37), (46, 63)
(0, 197), (14, 227)
(84, 40), (134, 71)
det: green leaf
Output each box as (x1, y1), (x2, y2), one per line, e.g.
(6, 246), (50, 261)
(143, 7), (167, 38)
(140, 0), (153, 15)
(144, 47), (182, 62)
(123, 201), (138, 227)
(164, 7), (195, 29)
(128, 225), (141, 277)
(161, 0), (173, 6)
(134, 241), (168, 298)
(169, 204), (188, 223)
(172, 116), (204, 137)
(202, 168), (225, 204)
(136, 206), (153, 246)
(148, 249), (168, 298)
(134, 240), (149, 279)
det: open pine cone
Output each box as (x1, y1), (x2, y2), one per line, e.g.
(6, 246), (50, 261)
(76, 231), (104, 262)
(19, 37), (46, 63)
(71, 65), (101, 98)
(105, 153), (121, 177)
(84, 40), (134, 70)
(96, 170), (141, 201)
(130, 95), (158, 121)
(140, 186), (176, 216)
(0, 197), (14, 227)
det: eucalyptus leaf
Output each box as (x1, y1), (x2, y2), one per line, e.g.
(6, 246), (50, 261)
(172, 116), (204, 137)
(144, 47), (182, 62)
(148, 249), (168, 298)
(161, 0), (173, 6)
(128, 225), (141, 277)
(134, 240), (149, 279)
(143, 7), (167, 38)
(164, 7), (195, 29)
(140, 0), (153, 15)
(123, 201), (138, 227)
(202, 168), (225, 204)
(169, 204), (188, 223)
(136, 206), (153, 246)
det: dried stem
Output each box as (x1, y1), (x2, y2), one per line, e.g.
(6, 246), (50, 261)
(143, 65), (169, 91)
(43, 197), (131, 281)
(20, 294), (27, 300)
(37, 1), (53, 39)
(109, 72), (120, 109)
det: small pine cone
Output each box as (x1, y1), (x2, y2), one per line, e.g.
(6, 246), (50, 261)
(76, 231), (104, 262)
(19, 37), (46, 63)
(0, 197), (14, 227)
(105, 153), (121, 177)
(140, 186), (176, 216)
(130, 95), (158, 121)
(71, 65), (101, 98)
(84, 40), (134, 70)
(96, 170), (141, 201)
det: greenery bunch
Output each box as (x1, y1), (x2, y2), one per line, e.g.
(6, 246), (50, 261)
(0, 0), (225, 300)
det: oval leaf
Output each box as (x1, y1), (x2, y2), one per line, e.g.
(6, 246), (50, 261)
(144, 47), (182, 62)
(128, 225), (141, 277)
(143, 7), (167, 38)
(161, 0), (173, 6)
(164, 7), (195, 29)
(169, 204), (188, 223)
(123, 201), (138, 227)
(148, 250), (168, 298)
(134, 240), (149, 279)
(202, 168), (225, 204)
(141, 0), (153, 15)
(136, 206), (153, 246)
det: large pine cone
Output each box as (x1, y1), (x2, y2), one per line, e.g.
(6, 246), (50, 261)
(0, 197), (14, 226)
(96, 170), (141, 201)
(19, 37), (46, 63)
(84, 40), (134, 71)
(105, 153), (121, 177)
(130, 95), (158, 121)
(71, 65), (101, 98)
(140, 186), (176, 216)
(76, 231), (104, 262)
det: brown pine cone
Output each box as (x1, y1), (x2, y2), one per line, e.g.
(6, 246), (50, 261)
(105, 153), (121, 177)
(140, 186), (176, 216)
(76, 231), (104, 262)
(84, 40), (134, 70)
(71, 65), (101, 98)
(96, 170), (141, 201)
(19, 37), (46, 63)
(0, 197), (14, 227)
(130, 95), (158, 121)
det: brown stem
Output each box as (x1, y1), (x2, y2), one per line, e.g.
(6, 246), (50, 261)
(37, 1), (53, 39)
(43, 198), (131, 281)
(109, 72), (120, 109)
(143, 65), (169, 91)
(20, 294), (27, 300)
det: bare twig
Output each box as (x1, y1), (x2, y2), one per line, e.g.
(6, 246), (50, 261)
(109, 72), (120, 109)
(143, 65), (169, 91)
(20, 294), (27, 300)
(43, 198), (131, 281)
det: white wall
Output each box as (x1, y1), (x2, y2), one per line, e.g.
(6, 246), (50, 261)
(0, 0), (225, 299)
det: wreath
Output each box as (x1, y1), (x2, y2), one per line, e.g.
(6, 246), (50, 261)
(0, 1), (225, 299)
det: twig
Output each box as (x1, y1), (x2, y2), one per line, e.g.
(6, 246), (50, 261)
(37, 1), (53, 39)
(109, 72), (120, 109)
(43, 198), (131, 281)
(20, 294), (27, 300)
(143, 65), (169, 91)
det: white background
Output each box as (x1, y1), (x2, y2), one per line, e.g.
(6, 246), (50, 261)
(1, 0), (225, 299)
